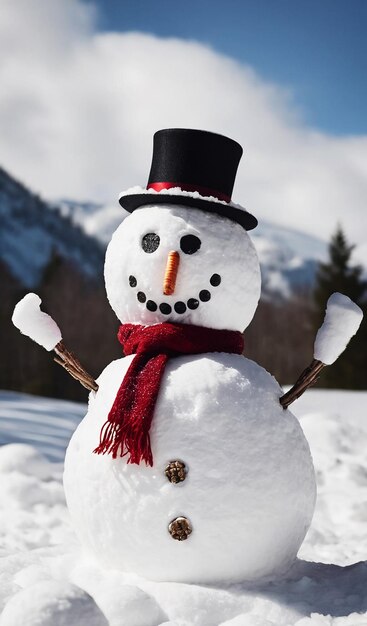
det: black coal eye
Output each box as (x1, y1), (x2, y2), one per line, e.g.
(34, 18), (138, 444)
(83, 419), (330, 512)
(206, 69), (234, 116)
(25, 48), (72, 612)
(142, 233), (160, 253)
(180, 234), (201, 255)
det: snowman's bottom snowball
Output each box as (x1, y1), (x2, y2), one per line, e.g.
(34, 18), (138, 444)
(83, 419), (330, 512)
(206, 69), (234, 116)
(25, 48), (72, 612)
(64, 354), (316, 584)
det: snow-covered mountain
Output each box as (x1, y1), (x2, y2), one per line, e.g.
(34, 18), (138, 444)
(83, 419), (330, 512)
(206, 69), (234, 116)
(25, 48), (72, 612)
(57, 198), (125, 243)
(0, 168), (104, 288)
(253, 220), (327, 297)
(58, 198), (328, 297)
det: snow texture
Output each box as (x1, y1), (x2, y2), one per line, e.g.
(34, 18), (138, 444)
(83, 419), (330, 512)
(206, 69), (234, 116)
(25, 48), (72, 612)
(314, 293), (363, 365)
(12, 293), (62, 351)
(0, 580), (108, 626)
(1, 389), (367, 624)
(0, 391), (85, 462)
(104, 205), (261, 331)
(64, 353), (315, 583)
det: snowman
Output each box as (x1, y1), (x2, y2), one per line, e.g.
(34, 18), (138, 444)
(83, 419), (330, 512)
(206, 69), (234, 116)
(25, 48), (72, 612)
(61, 128), (316, 583)
(12, 129), (363, 585)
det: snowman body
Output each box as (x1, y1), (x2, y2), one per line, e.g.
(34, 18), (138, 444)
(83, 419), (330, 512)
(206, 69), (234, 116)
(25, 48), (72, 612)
(64, 351), (315, 583)
(64, 204), (316, 583)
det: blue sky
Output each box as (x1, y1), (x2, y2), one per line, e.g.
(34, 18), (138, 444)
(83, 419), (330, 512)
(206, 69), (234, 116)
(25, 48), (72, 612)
(93, 0), (367, 135)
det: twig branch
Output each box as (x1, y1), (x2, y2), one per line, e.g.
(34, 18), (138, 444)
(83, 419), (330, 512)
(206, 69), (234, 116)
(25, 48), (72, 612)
(54, 341), (98, 392)
(279, 359), (325, 409)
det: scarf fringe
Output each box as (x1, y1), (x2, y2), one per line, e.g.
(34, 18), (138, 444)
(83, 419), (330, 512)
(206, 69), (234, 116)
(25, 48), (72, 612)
(94, 415), (153, 466)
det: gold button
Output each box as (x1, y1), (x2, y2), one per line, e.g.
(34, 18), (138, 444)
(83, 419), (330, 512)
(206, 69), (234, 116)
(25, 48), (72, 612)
(168, 516), (192, 541)
(165, 460), (187, 484)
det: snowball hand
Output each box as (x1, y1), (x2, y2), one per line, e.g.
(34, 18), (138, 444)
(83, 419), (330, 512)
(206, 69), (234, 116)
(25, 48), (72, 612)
(12, 293), (62, 351)
(12, 293), (97, 392)
(280, 292), (363, 408)
(314, 292), (363, 365)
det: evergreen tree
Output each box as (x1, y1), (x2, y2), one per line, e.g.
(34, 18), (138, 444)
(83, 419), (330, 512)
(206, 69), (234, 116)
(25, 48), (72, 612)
(314, 225), (367, 389)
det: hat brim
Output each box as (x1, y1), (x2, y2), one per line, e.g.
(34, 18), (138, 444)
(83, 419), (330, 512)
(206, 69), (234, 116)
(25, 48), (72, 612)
(119, 187), (257, 231)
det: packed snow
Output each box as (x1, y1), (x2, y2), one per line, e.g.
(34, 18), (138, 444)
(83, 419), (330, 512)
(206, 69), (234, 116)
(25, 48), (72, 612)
(1, 388), (367, 624)
(314, 293), (363, 365)
(12, 293), (62, 351)
(0, 580), (108, 626)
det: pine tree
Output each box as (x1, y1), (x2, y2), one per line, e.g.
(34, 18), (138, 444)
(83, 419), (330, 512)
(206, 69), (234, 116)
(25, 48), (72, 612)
(314, 225), (367, 389)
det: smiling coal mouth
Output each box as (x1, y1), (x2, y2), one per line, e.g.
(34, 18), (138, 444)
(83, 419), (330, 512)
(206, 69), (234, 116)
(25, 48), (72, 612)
(128, 273), (221, 316)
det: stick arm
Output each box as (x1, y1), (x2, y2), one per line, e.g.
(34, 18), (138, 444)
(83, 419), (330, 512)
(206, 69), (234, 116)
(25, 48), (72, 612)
(54, 341), (98, 392)
(279, 359), (324, 409)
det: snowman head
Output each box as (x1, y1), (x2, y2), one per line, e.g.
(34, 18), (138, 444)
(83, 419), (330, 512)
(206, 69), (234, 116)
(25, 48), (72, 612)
(105, 204), (261, 332)
(106, 128), (260, 331)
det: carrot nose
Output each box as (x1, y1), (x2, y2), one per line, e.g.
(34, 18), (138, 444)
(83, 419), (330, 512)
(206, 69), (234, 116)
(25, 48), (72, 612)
(163, 251), (180, 295)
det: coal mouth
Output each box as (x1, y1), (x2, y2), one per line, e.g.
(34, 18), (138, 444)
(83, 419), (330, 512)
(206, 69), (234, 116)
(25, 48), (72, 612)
(129, 273), (221, 316)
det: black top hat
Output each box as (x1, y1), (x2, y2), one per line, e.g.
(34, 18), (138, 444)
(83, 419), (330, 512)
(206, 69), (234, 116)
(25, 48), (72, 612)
(119, 128), (257, 230)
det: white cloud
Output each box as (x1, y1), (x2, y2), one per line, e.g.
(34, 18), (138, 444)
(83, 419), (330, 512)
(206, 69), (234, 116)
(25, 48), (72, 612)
(1, 0), (366, 262)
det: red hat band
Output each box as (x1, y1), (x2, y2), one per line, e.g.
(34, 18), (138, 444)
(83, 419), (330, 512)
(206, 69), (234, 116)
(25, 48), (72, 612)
(147, 182), (231, 204)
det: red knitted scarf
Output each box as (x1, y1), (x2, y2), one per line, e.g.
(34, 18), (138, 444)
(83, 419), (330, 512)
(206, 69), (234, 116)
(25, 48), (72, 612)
(94, 322), (244, 466)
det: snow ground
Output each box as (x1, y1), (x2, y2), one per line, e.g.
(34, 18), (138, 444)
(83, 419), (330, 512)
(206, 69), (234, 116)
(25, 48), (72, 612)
(0, 388), (367, 625)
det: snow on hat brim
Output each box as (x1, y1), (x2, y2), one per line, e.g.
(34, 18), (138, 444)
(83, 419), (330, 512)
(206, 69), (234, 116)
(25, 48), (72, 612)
(119, 186), (258, 231)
